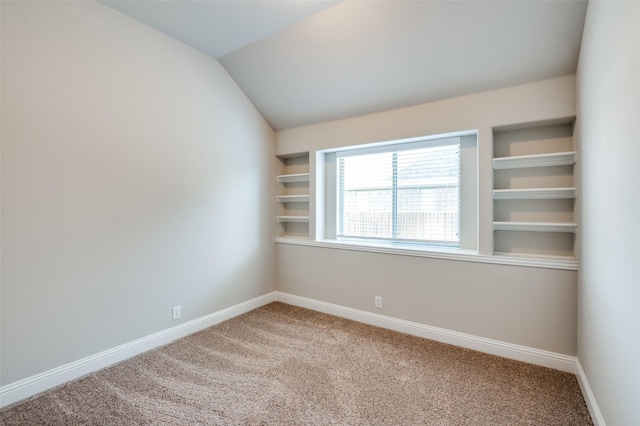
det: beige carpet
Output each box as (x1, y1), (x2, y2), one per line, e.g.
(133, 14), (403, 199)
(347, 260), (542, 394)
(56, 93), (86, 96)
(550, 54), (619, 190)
(1, 302), (592, 425)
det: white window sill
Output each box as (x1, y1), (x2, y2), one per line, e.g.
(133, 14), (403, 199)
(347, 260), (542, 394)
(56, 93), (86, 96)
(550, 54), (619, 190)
(274, 237), (578, 271)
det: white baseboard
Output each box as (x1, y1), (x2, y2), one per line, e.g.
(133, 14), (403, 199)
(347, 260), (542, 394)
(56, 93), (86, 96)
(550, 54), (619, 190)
(275, 291), (577, 374)
(0, 292), (277, 409)
(576, 359), (606, 426)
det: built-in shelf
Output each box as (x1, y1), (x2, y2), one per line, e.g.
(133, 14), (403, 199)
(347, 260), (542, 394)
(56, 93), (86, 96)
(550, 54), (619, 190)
(492, 122), (578, 259)
(277, 216), (310, 223)
(276, 152), (310, 239)
(493, 187), (577, 200)
(276, 173), (310, 183)
(493, 221), (577, 233)
(276, 195), (310, 203)
(492, 151), (577, 170)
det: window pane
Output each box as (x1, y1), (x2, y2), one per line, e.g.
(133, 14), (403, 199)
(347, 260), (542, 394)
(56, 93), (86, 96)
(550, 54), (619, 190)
(396, 145), (459, 243)
(339, 152), (392, 238)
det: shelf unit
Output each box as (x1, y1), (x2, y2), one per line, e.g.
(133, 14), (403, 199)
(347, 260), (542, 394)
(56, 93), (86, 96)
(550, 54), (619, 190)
(276, 152), (310, 238)
(492, 121), (577, 258)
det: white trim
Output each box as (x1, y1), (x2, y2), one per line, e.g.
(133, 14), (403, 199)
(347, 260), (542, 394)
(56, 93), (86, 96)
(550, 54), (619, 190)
(275, 292), (577, 374)
(0, 292), (277, 409)
(576, 359), (606, 426)
(274, 237), (578, 270)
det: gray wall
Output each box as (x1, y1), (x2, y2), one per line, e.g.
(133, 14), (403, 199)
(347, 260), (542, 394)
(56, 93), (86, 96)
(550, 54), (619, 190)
(276, 76), (579, 356)
(1, 2), (276, 385)
(575, 2), (640, 424)
(278, 244), (577, 354)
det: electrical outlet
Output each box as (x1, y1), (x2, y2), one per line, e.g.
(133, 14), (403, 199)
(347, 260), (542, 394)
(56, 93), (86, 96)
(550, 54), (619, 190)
(374, 296), (382, 309)
(172, 306), (181, 320)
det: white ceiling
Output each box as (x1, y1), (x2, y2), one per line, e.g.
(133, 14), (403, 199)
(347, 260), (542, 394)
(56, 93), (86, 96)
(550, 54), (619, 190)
(101, 1), (588, 131)
(99, 1), (340, 58)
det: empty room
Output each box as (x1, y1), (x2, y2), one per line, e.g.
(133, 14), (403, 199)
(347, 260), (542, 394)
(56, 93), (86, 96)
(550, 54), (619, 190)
(1, 1), (638, 424)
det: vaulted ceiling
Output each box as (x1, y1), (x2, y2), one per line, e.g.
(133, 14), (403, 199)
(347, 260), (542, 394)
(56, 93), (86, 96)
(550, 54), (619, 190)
(101, 1), (588, 131)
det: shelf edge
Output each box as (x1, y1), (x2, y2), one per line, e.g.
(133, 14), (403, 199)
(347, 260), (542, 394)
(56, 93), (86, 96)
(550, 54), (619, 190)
(493, 187), (577, 200)
(276, 195), (310, 203)
(276, 173), (310, 183)
(493, 151), (577, 170)
(276, 216), (310, 223)
(493, 221), (578, 233)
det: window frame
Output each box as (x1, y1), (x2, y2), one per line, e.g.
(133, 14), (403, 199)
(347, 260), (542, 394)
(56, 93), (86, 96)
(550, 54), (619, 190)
(335, 137), (462, 246)
(321, 131), (477, 251)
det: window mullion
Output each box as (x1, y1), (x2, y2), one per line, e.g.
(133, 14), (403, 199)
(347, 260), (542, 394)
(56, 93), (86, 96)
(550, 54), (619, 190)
(337, 158), (344, 236)
(392, 152), (398, 239)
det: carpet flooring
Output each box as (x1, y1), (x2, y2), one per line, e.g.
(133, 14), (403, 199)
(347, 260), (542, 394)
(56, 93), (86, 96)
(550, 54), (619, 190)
(1, 302), (593, 425)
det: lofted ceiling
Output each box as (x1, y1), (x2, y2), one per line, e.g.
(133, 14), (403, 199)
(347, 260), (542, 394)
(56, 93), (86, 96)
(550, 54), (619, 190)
(100, 1), (588, 131)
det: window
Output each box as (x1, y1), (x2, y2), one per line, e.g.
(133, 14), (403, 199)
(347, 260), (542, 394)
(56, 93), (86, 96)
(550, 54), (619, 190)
(335, 137), (460, 246)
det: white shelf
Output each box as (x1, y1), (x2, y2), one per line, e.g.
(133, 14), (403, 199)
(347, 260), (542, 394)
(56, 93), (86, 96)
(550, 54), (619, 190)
(276, 173), (310, 183)
(493, 187), (577, 200)
(276, 195), (310, 203)
(277, 216), (310, 223)
(493, 151), (577, 170)
(493, 221), (577, 233)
